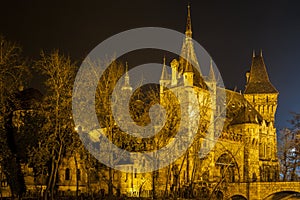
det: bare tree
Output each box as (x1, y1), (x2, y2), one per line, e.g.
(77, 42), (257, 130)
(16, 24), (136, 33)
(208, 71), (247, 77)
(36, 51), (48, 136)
(278, 113), (300, 181)
(0, 35), (30, 198)
(29, 50), (77, 199)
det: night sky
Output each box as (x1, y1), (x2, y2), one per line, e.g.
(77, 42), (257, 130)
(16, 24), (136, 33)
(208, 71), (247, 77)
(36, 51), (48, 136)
(1, 0), (300, 129)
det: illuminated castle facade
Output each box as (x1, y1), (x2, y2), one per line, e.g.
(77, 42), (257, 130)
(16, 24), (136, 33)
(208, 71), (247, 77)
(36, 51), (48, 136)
(110, 5), (280, 198)
(0, 5), (281, 200)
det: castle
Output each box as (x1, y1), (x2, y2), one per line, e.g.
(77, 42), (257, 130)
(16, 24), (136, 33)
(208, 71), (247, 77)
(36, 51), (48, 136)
(83, 5), (280, 199)
(0, 5), (284, 200)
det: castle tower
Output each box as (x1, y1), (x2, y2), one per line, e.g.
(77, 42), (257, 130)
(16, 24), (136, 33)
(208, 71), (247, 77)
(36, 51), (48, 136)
(244, 50), (278, 124)
(159, 56), (170, 94)
(179, 5), (201, 86)
(206, 59), (217, 181)
(243, 50), (279, 182)
(170, 59), (178, 86)
(121, 62), (132, 92)
(206, 59), (217, 145)
(183, 59), (194, 87)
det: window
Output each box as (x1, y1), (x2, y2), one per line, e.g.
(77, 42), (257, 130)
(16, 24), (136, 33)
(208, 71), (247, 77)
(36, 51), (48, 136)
(216, 153), (237, 183)
(65, 168), (70, 180)
(142, 159), (145, 168)
(259, 143), (264, 157)
(267, 146), (271, 158)
(1, 180), (8, 187)
(77, 169), (81, 181)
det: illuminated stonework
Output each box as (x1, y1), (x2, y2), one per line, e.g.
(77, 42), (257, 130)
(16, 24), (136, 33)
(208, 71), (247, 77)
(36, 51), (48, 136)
(4, 5), (300, 200)
(55, 6), (283, 199)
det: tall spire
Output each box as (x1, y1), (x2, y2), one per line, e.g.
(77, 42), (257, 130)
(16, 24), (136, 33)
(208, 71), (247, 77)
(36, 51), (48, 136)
(208, 58), (216, 82)
(185, 4), (192, 38)
(125, 62), (129, 85)
(179, 4), (201, 76)
(160, 56), (169, 80)
(122, 62), (132, 91)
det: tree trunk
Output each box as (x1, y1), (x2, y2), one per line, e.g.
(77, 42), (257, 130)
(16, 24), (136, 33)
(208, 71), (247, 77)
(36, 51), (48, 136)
(44, 154), (55, 200)
(152, 170), (156, 199)
(74, 155), (79, 200)
(163, 165), (171, 199)
(108, 167), (113, 198)
(50, 143), (63, 200)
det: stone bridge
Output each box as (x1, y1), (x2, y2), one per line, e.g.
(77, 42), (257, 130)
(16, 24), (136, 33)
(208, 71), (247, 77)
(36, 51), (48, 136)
(223, 181), (300, 199)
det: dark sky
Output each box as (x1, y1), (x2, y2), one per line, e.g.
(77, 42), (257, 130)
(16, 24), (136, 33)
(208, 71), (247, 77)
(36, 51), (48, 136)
(1, 0), (300, 129)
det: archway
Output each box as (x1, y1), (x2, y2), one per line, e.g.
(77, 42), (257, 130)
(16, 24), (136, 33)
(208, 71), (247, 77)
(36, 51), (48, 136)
(216, 153), (239, 183)
(230, 194), (247, 200)
(264, 191), (300, 200)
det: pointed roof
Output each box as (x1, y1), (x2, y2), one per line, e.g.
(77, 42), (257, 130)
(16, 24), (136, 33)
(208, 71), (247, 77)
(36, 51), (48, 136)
(244, 51), (278, 94)
(184, 58), (194, 73)
(208, 58), (216, 82)
(185, 4), (192, 38)
(179, 4), (201, 75)
(225, 90), (263, 126)
(160, 56), (169, 80)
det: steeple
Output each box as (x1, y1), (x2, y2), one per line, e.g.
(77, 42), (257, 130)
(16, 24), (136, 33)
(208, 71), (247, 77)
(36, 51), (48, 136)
(208, 58), (216, 82)
(179, 4), (201, 76)
(125, 62), (129, 84)
(244, 51), (278, 94)
(160, 56), (169, 80)
(185, 4), (192, 38)
(122, 62), (132, 91)
(160, 56), (170, 94)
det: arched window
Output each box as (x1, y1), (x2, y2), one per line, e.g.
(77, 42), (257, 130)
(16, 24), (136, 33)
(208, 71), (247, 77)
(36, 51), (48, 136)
(252, 172), (257, 182)
(216, 153), (238, 183)
(267, 145), (271, 158)
(266, 167), (271, 181)
(259, 143), (264, 157)
(65, 168), (70, 180)
(77, 169), (81, 181)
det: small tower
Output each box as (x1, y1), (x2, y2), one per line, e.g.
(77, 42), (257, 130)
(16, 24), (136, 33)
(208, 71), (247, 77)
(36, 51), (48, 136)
(170, 59), (179, 86)
(183, 60), (194, 87)
(179, 4), (201, 82)
(207, 58), (217, 91)
(121, 62), (132, 92)
(207, 59), (217, 120)
(182, 5), (196, 87)
(244, 50), (278, 124)
(206, 59), (218, 181)
(160, 56), (170, 94)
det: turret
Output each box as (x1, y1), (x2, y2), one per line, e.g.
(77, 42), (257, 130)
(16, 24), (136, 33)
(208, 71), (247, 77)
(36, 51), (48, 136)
(179, 4), (201, 82)
(244, 50), (278, 123)
(183, 61), (194, 87)
(170, 59), (178, 86)
(207, 58), (217, 90)
(121, 62), (132, 92)
(160, 57), (170, 93)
